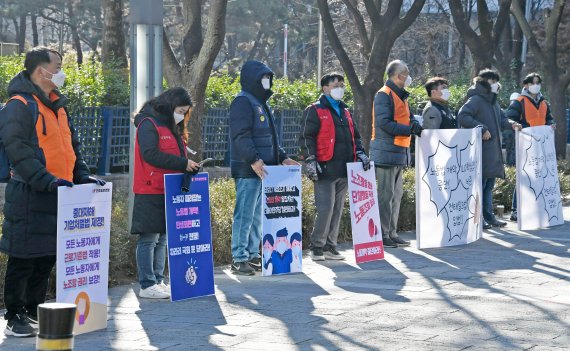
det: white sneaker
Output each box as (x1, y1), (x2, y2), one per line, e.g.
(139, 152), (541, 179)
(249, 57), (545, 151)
(158, 282), (171, 293)
(139, 284), (170, 299)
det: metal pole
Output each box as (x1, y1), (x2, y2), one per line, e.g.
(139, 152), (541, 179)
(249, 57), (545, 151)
(317, 15), (323, 88)
(284, 24), (288, 77)
(521, 0), (531, 64)
(128, 0), (164, 230)
(448, 14), (453, 59)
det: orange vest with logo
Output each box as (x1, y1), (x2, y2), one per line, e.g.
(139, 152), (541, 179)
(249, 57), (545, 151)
(9, 93), (76, 182)
(371, 86), (411, 148)
(516, 96), (547, 127)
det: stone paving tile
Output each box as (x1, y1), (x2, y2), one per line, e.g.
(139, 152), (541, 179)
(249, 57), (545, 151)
(0, 207), (568, 350)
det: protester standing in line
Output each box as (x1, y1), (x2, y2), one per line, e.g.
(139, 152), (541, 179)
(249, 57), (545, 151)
(503, 92), (521, 167)
(422, 77), (457, 130)
(229, 60), (299, 276)
(0, 47), (105, 337)
(370, 60), (423, 248)
(457, 69), (521, 229)
(299, 72), (369, 261)
(505, 72), (556, 221)
(131, 87), (200, 299)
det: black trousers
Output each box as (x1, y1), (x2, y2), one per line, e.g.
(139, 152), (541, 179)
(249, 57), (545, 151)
(3, 255), (56, 320)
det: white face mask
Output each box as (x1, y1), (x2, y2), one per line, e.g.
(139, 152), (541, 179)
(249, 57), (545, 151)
(173, 112), (185, 124)
(292, 246), (301, 257)
(330, 87), (345, 101)
(45, 68), (66, 88)
(261, 78), (271, 90)
(404, 75), (412, 87)
(490, 82), (499, 94)
(276, 241), (287, 254)
(528, 84), (541, 95)
(263, 249), (272, 262)
(440, 88), (450, 101)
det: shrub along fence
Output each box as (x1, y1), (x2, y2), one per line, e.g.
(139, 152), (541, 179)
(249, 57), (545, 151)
(71, 107), (570, 175)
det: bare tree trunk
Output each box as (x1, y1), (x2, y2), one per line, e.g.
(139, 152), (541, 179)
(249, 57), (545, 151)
(31, 15), (39, 46)
(102, 0), (127, 68)
(17, 14), (26, 54)
(547, 83), (568, 157)
(163, 0), (228, 158)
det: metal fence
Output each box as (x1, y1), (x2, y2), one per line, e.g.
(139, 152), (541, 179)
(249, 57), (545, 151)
(71, 107), (306, 174)
(70, 107), (570, 174)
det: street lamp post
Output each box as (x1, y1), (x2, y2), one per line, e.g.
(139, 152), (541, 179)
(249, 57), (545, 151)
(128, 0), (164, 230)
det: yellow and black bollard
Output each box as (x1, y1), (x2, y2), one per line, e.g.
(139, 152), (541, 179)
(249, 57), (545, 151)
(36, 303), (77, 351)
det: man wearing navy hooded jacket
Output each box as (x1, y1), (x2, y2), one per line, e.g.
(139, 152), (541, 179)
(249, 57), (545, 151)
(229, 60), (298, 275)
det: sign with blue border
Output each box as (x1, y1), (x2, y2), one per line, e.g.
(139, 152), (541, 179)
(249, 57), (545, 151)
(164, 173), (214, 301)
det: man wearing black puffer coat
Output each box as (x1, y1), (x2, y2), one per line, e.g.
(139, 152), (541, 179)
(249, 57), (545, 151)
(0, 47), (104, 337)
(229, 60), (299, 276)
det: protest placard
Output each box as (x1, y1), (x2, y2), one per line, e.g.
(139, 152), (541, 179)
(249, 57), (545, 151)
(164, 173), (215, 301)
(261, 166), (302, 276)
(346, 162), (384, 263)
(516, 126), (564, 230)
(57, 183), (112, 334)
(415, 129), (482, 249)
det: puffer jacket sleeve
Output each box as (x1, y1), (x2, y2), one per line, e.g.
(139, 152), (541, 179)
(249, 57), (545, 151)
(545, 102), (555, 125)
(229, 96), (258, 164)
(500, 107), (514, 130)
(422, 105), (442, 129)
(353, 121), (365, 154)
(137, 119), (187, 171)
(505, 100), (523, 123)
(298, 104), (320, 158)
(458, 97), (488, 134)
(374, 91), (412, 136)
(0, 100), (55, 192)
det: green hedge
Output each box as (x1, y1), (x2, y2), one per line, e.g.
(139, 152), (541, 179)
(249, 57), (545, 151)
(0, 54), (129, 112)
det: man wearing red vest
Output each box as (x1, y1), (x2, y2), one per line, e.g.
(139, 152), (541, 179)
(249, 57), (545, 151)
(369, 60), (422, 248)
(505, 72), (556, 221)
(300, 73), (369, 261)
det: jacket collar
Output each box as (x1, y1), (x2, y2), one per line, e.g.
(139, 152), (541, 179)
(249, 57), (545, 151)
(386, 79), (409, 100)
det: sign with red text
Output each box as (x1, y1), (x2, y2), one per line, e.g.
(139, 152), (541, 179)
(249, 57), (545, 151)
(347, 162), (384, 264)
(57, 183), (112, 334)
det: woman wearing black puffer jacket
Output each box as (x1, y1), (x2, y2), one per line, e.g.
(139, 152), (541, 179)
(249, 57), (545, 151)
(131, 87), (200, 299)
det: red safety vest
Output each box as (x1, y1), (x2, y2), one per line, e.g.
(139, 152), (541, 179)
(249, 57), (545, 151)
(516, 96), (548, 127)
(133, 118), (185, 194)
(313, 104), (357, 162)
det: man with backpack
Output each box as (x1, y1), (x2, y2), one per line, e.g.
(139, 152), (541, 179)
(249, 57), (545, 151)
(0, 47), (105, 337)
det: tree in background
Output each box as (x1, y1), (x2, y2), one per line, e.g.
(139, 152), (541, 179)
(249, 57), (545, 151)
(162, 0), (228, 156)
(102, 0), (127, 68)
(317, 0), (426, 149)
(511, 0), (569, 158)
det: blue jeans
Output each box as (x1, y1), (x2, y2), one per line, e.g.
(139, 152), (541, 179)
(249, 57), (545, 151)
(136, 233), (167, 289)
(231, 178), (262, 262)
(511, 188), (517, 212)
(482, 177), (496, 223)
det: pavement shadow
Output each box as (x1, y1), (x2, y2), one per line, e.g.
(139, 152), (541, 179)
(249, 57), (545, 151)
(214, 260), (376, 349)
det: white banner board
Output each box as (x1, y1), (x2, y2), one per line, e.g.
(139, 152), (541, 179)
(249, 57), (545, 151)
(57, 183), (112, 334)
(415, 129), (483, 249)
(261, 166), (303, 276)
(516, 126), (564, 230)
(346, 162), (384, 263)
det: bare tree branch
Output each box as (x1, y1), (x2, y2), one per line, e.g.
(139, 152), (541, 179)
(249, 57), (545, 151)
(182, 0), (204, 65)
(341, 0), (372, 57)
(510, 0), (547, 63)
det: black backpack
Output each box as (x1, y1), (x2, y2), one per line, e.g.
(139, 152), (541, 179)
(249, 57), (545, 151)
(0, 93), (39, 182)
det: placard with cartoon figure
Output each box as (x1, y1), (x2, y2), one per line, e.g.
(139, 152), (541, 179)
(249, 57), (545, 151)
(347, 162), (384, 263)
(57, 183), (113, 334)
(261, 165), (303, 276)
(516, 126), (564, 230)
(165, 173), (214, 301)
(415, 128), (483, 249)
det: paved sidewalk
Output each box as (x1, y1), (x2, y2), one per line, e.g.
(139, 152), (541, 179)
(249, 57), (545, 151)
(2, 208), (569, 350)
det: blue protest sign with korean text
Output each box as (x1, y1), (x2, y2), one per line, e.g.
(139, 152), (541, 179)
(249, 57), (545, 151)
(164, 173), (214, 301)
